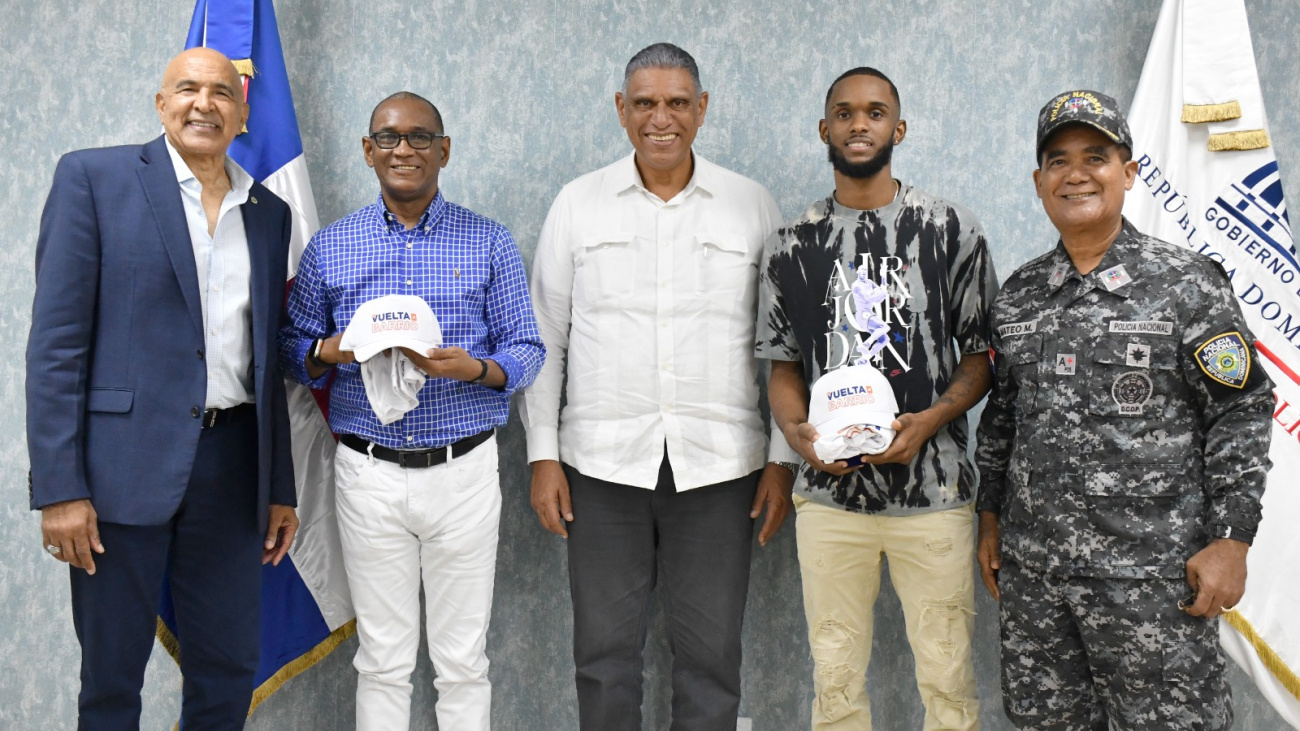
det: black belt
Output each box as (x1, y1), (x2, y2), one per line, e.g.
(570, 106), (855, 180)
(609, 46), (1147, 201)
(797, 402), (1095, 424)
(340, 430), (494, 469)
(201, 402), (255, 429)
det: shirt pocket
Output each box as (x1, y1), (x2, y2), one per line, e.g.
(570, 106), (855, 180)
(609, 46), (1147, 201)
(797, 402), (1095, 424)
(1087, 335), (1178, 419)
(692, 233), (754, 312)
(1001, 333), (1043, 416)
(577, 232), (636, 304)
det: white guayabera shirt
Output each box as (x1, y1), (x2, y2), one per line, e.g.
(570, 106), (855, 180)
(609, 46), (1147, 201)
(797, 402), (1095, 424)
(522, 152), (796, 491)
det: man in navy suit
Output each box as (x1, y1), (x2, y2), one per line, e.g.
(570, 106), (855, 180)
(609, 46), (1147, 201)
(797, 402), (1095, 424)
(26, 48), (298, 730)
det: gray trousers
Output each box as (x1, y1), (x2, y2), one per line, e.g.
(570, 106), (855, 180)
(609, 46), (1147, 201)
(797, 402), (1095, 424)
(999, 560), (1231, 730)
(564, 454), (760, 731)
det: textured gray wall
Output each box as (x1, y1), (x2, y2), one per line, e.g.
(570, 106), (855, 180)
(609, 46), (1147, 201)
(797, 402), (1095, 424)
(3, 0), (1298, 729)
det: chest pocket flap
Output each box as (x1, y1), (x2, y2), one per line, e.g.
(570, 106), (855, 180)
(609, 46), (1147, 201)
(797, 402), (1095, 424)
(578, 232), (636, 302)
(1089, 335), (1178, 418)
(693, 233), (753, 302)
(1091, 335), (1177, 370)
(999, 333), (1042, 414)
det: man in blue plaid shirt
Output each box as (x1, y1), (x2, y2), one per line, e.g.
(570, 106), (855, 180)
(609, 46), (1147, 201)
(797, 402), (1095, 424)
(279, 91), (544, 731)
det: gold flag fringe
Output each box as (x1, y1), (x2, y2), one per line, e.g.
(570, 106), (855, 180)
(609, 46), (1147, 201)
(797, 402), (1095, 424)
(247, 620), (357, 714)
(155, 617), (359, 721)
(1208, 129), (1272, 151)
(231, 58), (256, 78)
(1181, 100), (1242, 123)
(1222, 609), (1300, 701)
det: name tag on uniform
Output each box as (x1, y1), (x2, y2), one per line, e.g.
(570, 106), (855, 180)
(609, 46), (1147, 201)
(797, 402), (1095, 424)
(1108, 320), (1173, 336)
(1055, 353), (1076, 375)
(997, 320), (1037, 338)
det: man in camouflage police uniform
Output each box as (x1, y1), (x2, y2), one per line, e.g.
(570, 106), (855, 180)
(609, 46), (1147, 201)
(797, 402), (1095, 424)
(975, 90), (1273, 730)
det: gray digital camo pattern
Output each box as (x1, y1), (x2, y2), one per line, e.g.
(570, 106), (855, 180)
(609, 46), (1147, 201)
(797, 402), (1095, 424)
(756, 186), (998, 515)
(975, 220), (1273, 579)
(998, 560), (1230, 731)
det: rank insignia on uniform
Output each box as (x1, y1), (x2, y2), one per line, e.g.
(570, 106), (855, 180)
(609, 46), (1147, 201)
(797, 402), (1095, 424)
(1195, 331), (1251, 388)
(1112, 371), (1153, 415)
(1048, 262), (1069, 287)
(1099, 265), (1132, 291)
(1055, 353), (1076, 375)
(1126, 343), (1151, 368)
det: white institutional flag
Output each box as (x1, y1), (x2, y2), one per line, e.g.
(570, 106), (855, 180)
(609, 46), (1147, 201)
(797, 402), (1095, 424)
(1126, 0), (1300, 726)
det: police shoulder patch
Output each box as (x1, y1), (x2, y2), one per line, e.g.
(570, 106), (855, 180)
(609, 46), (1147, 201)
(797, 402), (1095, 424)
(1194, 332), (1251, 388)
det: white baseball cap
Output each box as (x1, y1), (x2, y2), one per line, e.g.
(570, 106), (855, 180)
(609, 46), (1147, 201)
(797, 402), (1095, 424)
(340, 294), (442, 363)
(808, 364), (899, 436)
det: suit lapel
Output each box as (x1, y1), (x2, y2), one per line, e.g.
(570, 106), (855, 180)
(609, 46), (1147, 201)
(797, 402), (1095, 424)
(137, 136), (204, 340)
(242, 184), (272, 375)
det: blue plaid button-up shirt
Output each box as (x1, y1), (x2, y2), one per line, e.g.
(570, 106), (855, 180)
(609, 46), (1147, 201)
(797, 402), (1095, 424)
(280, 192), (545, 449)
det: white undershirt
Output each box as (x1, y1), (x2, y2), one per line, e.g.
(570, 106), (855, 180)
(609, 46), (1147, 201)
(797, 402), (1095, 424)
(165, 137), (255, 409)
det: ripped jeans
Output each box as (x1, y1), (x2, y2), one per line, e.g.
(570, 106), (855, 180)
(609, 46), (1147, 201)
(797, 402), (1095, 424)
(793, 497), (979, 731)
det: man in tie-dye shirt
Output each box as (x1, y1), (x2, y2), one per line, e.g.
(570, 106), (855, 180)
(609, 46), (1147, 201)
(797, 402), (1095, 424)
(756, 67), (998, 730)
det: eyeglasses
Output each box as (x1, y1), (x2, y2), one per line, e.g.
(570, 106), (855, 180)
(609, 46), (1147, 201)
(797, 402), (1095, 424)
(368, 131), (445, 150)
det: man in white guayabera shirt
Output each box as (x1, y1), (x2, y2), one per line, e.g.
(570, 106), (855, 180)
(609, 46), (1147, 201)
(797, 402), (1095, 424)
(522, 42), (799, 731)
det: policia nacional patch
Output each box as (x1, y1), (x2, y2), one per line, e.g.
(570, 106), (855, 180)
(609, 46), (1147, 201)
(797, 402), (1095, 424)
(1195, 332), (1251, 388)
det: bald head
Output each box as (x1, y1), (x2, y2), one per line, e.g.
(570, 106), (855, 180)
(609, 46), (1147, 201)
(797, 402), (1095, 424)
(161, 47), (242, 93)
(155, 47), (249, 166)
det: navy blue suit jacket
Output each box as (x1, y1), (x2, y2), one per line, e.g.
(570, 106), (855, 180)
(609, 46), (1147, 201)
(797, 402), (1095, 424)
(26, 135), (296, 529)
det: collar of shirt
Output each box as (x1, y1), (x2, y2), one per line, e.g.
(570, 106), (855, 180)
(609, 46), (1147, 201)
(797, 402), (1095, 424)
(601, 151), (717, 205)
(163, 136), (253, 206)
(1047, 217), (1142, 295)
(374, 191), (449, 235)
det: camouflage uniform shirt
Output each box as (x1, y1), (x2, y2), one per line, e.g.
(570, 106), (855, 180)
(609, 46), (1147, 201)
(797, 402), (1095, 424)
(975, 221), (1272, 579)
(756, 186), (999, 515)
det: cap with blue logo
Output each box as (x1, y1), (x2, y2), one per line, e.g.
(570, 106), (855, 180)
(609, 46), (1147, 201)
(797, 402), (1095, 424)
(1036, 90), (1133, 161)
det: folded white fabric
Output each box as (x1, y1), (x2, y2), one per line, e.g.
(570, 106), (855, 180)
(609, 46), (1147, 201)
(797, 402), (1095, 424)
(361, 351), (427, 425)
(813, 423), (896, 462)
(808, 364), (899, 462)
(341, 294), (442, 424)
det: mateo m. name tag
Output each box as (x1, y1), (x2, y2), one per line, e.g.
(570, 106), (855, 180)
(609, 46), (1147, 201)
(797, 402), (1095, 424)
(1108, 320), (1173, 336)
(997, 320), (1037, 338)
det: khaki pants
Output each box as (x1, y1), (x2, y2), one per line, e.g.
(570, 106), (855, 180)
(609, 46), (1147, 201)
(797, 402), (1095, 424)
(794, 497), (979, 731)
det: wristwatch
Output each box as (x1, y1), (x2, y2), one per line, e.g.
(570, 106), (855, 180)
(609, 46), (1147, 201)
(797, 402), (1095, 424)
(470, 358), (489, 384)
(1210, 523), (1255, 545)
(773, 460), (801, 475)
(308, 339), (331, 371)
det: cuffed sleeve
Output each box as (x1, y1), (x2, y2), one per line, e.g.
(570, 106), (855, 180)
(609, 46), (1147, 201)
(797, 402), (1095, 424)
(975, 330), (1016, 515)
(519, 187), (573, 464)
(27, 153), (100, 509)
(482, 225), (545, 396)
(278, 235), (333, 389)
(1180, 259), (1273, 538)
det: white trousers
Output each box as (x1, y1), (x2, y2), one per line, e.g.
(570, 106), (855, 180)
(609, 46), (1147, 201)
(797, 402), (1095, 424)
(335, 435), (502, 731)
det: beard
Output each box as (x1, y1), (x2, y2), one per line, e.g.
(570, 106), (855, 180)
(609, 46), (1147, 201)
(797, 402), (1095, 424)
(827, 137), (894, 180)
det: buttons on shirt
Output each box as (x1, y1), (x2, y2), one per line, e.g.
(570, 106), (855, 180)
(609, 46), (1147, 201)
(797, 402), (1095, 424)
(405, 279), (413, 286)
(406, 242), (413, 249)
(406, 435), (414, 443)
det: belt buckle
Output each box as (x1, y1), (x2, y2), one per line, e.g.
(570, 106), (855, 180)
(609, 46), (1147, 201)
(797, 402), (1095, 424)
(203, 408), (219, 428)
(398, 450), (435, 469)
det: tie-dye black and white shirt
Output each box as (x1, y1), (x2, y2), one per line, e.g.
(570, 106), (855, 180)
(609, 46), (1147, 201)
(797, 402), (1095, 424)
(756, 185), (998, 515)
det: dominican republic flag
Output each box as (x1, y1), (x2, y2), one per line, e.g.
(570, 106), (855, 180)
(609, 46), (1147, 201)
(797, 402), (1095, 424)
(157, 0), (355, 717)
(1125, 0), (1300, 726)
